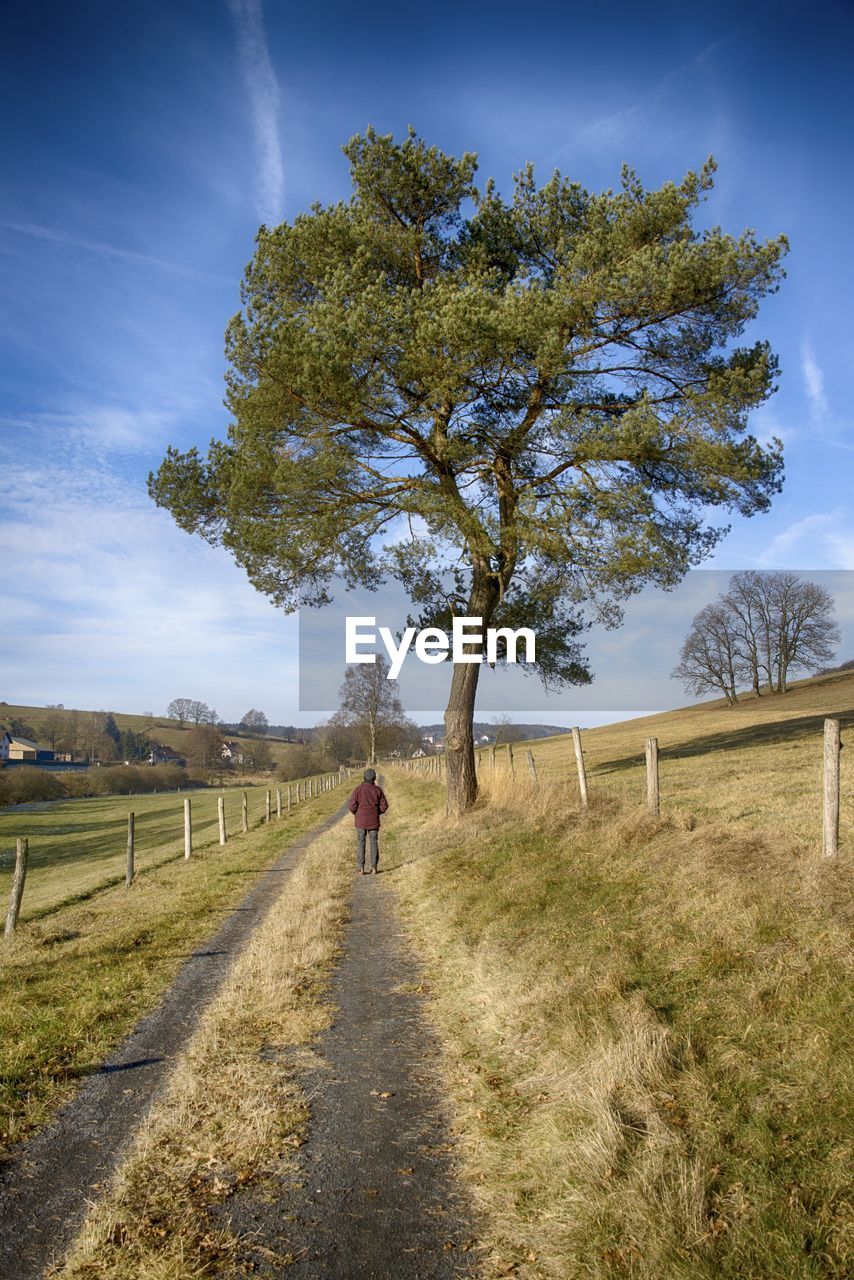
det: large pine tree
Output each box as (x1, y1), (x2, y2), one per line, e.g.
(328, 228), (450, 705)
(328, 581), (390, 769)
(150, 129), (786, 813)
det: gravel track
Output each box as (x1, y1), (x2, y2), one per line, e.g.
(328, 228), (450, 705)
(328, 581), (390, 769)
(218, 869), (478, 1278)
(0, 804), (347, 1280)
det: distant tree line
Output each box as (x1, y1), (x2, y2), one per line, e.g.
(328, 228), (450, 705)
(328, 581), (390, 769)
(165, 698), (219, 729)
(1, 710), (151, 764)
(674, 571), (840, 704)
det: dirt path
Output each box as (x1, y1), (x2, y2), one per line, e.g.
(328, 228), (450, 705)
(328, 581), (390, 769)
(218, 870), (477, 1279)
(0, 805), (347, 1280)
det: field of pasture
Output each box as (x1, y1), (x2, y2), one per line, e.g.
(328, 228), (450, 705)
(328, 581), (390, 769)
(480, 668), (854, 854)
(0, 782), (296, 921)
(0, 778), (346, 1152)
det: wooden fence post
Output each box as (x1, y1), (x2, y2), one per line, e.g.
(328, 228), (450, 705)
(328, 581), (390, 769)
(242, 791), (249, 833)
(184, 797), (192, 859)
(4, 837), (29, 937)
(265, 790), (272, 823)
(490, 745), (496, 770)
(287, 784), (292, 811)
(526, 750), (538, 783)
(508, 742), (515, 777)
(572, 727), (589, 808)
(823, 718), (841, 858)
(218, 796), (227, 846)
(276, 788), (282, 818)
(646, 737), (660, 816)
(126, 813), (135, 886)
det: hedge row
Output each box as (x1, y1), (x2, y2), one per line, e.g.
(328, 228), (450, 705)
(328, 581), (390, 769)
(0, 763), (190, 808)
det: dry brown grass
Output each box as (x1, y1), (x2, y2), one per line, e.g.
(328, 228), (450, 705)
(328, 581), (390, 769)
(382, 769), (853, 1279)
(48, 816), (353, 1279)
(480, 668), (854, 855)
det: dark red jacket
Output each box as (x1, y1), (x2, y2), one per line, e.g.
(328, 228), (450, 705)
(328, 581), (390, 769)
(348, 781), (389, 830)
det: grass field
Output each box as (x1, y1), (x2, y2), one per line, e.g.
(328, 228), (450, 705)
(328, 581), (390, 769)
(479, 668), (854, 854)
(0, 783), (298, 920)
(382, 763), (852, 1279)
(0, 781), (346, 1153)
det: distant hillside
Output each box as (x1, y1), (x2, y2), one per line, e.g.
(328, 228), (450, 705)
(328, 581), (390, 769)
(419, 721), (568, 743)
(0, 702), (306, 772)
(499, 666), (854, 792)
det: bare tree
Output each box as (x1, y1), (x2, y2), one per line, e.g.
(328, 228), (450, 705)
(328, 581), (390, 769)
(766, 573), (839, 692)
(492, 714), (526, 744)
(58, 709), (80, 758)
(185, 723), (225, 776)
(166, 698), (194, 729)
(722, 571), (768, 696)
(240, 709), (269, 736)
(336, 657), (409, 764)
(675, 572), (840, 701)
(41, 709), (66, 752)
(187, 700), (217, 725)
(673, 602), (742, 704)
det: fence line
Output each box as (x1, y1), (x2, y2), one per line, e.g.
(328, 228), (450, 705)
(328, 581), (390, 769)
(4, 838), (29, 936)
(3, 767), (349, 936)
(126, 813), (135, 886)
(823, 719), (841, 858)
(435, 717), (850, 858)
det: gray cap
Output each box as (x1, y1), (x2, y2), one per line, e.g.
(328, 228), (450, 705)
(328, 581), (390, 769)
(363, 768), (377, 782)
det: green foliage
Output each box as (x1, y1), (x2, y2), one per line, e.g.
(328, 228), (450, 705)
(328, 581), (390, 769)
(150, 129), (787, 688)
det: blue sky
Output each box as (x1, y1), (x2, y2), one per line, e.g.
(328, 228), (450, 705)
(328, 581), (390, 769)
(1, 0), (852, 725)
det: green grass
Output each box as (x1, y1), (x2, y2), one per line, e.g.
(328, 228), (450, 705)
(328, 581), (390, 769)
(0, 783), (296, 920)
(381, 771), (853, 1279)
(0, 783), (345, 1153)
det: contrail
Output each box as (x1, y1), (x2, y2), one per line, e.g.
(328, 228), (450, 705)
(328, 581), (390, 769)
(228, 0), (285, 226)
(0, 221), (231, 282)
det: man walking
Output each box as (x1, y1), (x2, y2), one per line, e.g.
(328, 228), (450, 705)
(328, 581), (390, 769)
(348, 768), (389, 875)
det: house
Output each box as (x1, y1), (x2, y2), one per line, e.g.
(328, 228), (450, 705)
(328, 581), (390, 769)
(0, 732), (40, 761)
(147, 744), (186, 766)
(220, 740), (244, 764)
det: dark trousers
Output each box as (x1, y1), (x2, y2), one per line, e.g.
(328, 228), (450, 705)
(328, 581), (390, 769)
(356, 827), (379, 871)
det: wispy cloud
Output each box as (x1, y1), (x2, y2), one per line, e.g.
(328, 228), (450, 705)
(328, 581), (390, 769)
(571, 33), (728, 151)
(228, 0), (285, 225)
(758, 511), (854, 569)
(1, 409), (176, 456)
(0, 433), (297, 716)
(0, 221), (230, 283)
(801, 341), (829, 421)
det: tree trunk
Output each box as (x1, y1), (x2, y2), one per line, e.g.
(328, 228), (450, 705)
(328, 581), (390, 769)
(444, 659), (483, 815)
(443, 571), (499, 816)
